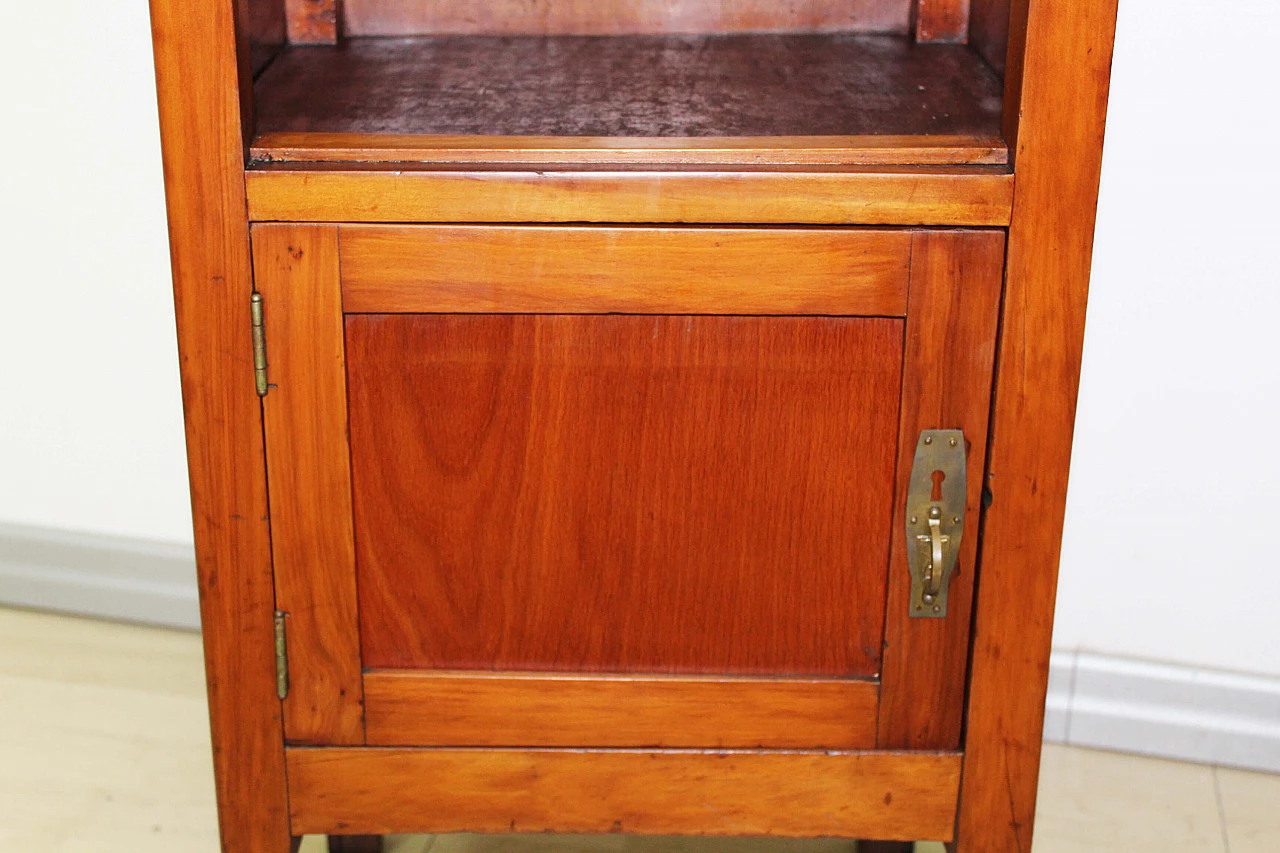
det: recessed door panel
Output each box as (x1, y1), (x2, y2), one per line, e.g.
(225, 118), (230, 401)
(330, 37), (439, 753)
(346, 314), (903, 676)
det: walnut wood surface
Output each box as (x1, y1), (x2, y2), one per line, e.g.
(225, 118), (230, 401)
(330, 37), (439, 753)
(148, 0), (292, 850)
(345, 314), (902, 675)
(363, 671), (880, 749)
(244, 166), (1015, 225)
(253, 225), (365, 745)
(955, 2), (1118, 852)
(254, 35), (1003, 140)
(251, 133), (1008, 168)
(343, 0), (912, 37)
(286, 748), (961, 839)
(875, 230), (1003, 750)
(969, 0), (1010, 74)
(339, 226), (910, 315)
(914, 0), (970, 44)
(285, 0), (341, 44)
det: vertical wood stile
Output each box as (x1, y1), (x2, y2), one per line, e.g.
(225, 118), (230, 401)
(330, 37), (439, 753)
(877, 230), (1004, 750)
(954, 1), (1119, 852)
(147, 0), (292, 849)
(254, 224), (365, 745)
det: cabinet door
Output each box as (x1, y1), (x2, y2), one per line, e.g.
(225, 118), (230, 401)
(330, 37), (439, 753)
(252, 225), (1003, 752)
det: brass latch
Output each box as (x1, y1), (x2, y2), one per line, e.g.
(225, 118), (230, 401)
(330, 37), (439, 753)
(906, 430), (966, 618)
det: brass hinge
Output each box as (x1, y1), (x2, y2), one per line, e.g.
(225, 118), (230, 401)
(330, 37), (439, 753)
(273, 610), (289, 700)
(251, 292), (269, 396)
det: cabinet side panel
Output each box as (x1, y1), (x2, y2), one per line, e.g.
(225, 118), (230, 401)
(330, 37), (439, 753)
(254, 224), (365, 745)
(246, 0), (286, 74)
(876, 230), (1004, 749)
(343, 0), (913, 37)
(969, 0), (1010, 74)
(955, 2), (1118, 852)
(998, 0), (1031, 153)
(147, 0), (291, 850)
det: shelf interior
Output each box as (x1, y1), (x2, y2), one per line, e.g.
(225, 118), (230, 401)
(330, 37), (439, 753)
(252, 33), (1006, 167)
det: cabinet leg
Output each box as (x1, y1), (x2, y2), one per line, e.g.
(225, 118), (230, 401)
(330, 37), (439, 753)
(328, 836), (384, 853)
(859, 843), (915, 853)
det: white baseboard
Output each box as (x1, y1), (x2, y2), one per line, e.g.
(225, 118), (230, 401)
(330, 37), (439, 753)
(0, 522), (200, 630)
(2, 522), (1278, 772)
(1043, 649), (1280, 773)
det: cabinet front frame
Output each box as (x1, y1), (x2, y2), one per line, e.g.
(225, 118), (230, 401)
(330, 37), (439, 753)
(252, 223), (1002, 765)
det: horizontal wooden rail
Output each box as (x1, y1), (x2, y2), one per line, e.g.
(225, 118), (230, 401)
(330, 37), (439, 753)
(339, 226), (911, 315)
(363, 671), (880, 748)
(286, 747), (962, 840)
(252, 133), (1009, 168)
(245, 166), (1014, 226)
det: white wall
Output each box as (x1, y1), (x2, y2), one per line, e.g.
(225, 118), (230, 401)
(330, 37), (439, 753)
(0, 2), (193, 545)
(1, 2), (1277, 675)
(1054, 0), (1280, 678)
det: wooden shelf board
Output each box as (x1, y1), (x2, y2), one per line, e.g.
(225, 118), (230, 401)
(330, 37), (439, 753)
(252, 132), (1007, 167)
(252, 34), (1006, 168)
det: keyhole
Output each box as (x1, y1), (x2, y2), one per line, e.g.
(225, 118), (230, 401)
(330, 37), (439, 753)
(930, 470), (946, 502)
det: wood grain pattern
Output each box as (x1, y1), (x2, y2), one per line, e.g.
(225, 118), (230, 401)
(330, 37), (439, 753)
(969, 0), (1011, 74)
(286, 748), (961, 840)
(254, 35), (1003, 140)
(954, 3), (1118, 853)
(342, 0), (912, 36)
(253, 224), (364, 745)
(339, 226), (910, 315)
(285, 0), (341, 44)
(345, 315), (902, 676)
(914, 0), (970, 44)
(147, 0), (291, 850)
(245, 166), (1015, 226)
(876, 230), (1003, 750)
(363, 671), (880, 749)
(251, 133), (1008, 168)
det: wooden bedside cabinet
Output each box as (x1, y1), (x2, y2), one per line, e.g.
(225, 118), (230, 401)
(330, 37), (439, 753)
(148, 2), (1118, 852)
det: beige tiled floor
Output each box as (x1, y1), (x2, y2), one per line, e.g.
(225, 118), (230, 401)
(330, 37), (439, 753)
(1, 607), (1275, 853)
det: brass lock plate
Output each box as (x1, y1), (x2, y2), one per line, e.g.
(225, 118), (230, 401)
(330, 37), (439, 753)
(906, 430), (966, 618)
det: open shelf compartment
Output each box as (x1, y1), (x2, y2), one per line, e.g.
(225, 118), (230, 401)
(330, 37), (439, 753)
(245, 0), (1014, 170)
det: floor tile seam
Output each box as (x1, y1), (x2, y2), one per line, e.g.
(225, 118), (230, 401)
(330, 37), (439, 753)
(1212, 765), (1233, 853)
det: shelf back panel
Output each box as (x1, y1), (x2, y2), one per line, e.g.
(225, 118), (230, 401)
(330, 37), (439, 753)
(343, 0), (913, 37)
